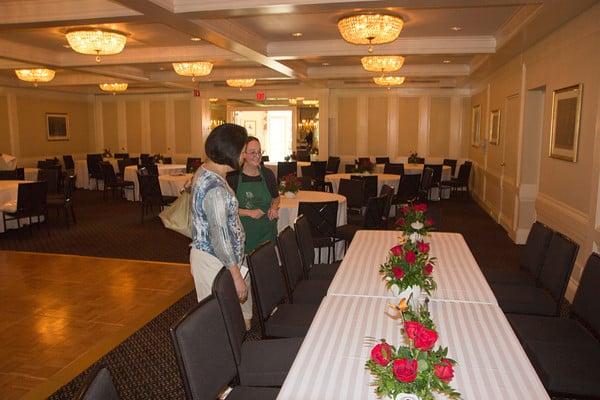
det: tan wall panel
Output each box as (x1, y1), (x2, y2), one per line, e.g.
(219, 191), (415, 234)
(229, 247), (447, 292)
(429, 97), (451, 157)
(102, 102), (119, 152)
(125, 101), (142, 154)
(396, 97), (419, 156)
(0, 95), (9, 151)
(174, 100), (191, 153)
(367, 96), (388, 156)
(337, 97), (357, 155)
(149, 101), (166, 154)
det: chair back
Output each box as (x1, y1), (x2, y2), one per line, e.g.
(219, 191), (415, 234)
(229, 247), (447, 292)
(277, 162), (297, 182)
(137, 173), (163, 205)
(424, 164), (443, 186)
(375, 157), (390, 165)
(295, 150), (310, 161)
(212, 267), (246, 366)
(138, 163), (158, 175)
(396, 173), (421, 204)
(0, 169), (22, 180)
(86, 154), (103, 179)
(538, 232), (579, 306)
(140, 154), (153, 166)
(117, 158), (137, 177)
(325, 156), (340, 174)
(571, 253), (600, 333)
(17, 181), (48, 216)
(294, 215), (316, 275)
(418, 167), (434, 199)
(300, 165), (313, 179)
(76, 365), (120, 400)
(247, 242), (288, 338)
(298, 176), (314, 190)
(363, 195), (388, 229)
(443, 158), (457, 177)
(163, 157), (173, 164)
(297, 201), (338, 240)
(457, 162), (472, 182)
(519, 221), (554, 280)
(384, 163), (404, 175)
(338, 178), (364, 212)
(344, 164), (355, 173)
(351, 175), (378, 202)
(170, 296), (238, 400)
(114, 153), (129, 159)
(63, 154), (75, 171)
(379, 184), (395, 220)
(38, 166), (61, 194)
(310, 161), (327, 181)
(277, 227), (306, 300)
(100, 162), (118, 185)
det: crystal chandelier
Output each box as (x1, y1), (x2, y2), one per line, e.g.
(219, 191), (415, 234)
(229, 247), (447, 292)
(338, 13), (403, 53)
(14, 68), (55, 86)
(172, 62), (213, 81)
(226, 79), (256, 90)
(373, 76), (405, 87)
(99, 83), (128, 94)
(66, 28), (127, 62)
(361, 56), (405, 73)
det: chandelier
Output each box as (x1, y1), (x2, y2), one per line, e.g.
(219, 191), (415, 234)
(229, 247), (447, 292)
(361, 56), (405, 73)
(226, 79), (256, 90)
(373, 76), (405, 87)
(172, 62), (213, 81)
(99, 83), (128, 94)
(66, 28), (127, 62)
(14, 68), (55, 86)
(338, 13), (403, 52)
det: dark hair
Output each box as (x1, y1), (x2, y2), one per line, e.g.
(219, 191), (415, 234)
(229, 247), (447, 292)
(205, 123), (248, 169)
(247, 135), (260, 145)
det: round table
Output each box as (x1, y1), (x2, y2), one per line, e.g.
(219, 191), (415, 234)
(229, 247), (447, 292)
(124, 164), (187, 201)
(158, 173), (194, 197)
(324, 173), (401, 194)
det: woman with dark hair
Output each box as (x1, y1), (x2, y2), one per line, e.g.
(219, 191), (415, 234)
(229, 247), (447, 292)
(227, 136), (280, 254)
(189, 123), (252, 323)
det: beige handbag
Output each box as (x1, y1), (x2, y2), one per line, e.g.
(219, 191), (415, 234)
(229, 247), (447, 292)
(159, 191), (192, 238)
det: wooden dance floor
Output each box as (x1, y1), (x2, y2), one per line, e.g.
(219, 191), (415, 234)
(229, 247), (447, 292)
(0, 250), (193, 400)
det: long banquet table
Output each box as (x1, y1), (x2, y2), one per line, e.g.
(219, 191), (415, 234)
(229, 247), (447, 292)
(277, 230), (550, 400)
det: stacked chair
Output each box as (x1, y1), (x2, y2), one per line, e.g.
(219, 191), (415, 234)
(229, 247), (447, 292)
(297, 200), (341, 263)
(75, 365), (120, 400)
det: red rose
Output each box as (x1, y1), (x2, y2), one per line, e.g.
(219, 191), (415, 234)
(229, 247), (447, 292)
(403, 321), (423, 340)
(424, 263), (433, 275)
(371, 342), (392, 366)
(401, 206), (409, 215)
(390, 245), (403, 256)
(285, 181), (291, 187)
(434, 358), (454, 382)
(413, 203), (427, 212)
(395, 218), (405, 227)
(414, 327), (438, 350)
(417, 241), (430, 253)
(404, 250), (416, 264)
(392, 358), (418, 382)
(392, 266), (405, 279)
(425, 218), (434, 226)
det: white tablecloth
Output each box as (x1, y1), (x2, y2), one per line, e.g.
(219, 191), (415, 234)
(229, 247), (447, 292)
(0, 180), (39, 233)
(124, 164), (187, 201)
(277, 296), (549, 400)
(327, 231), (497, 305)
(74, 158), (119, 190)
(324, 173), (401, 194)
(0, 154), (17, 170)
(263, 161), (311, 178)
(158, 173), (193, 197)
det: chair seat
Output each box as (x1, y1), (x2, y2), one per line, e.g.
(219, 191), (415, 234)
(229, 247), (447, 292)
(307, 262), (340, 281)
(507, 313), (598, 346)
(482, 267), (537, 285)
(492, 283), (559, 316)
(226, 386), (280, 400)
(238, 337), (303, 387)
(290, 279), (329, 305)
(265, 303), (318, 338)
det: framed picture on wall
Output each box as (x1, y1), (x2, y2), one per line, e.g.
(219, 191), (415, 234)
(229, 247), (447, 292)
(471, 104), (481, 147)
(489, 109), (500, 145)
(46, 113), (69, 141)
(244, 120), (256, 135)
(550, 83), (583, 162)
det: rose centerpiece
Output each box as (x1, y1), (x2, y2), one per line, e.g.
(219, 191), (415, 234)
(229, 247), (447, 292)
(354, 158), (375, 173)
(279, 172), (301, 198)
(366, 308), (460, 400)
(395, 203), (435, 243)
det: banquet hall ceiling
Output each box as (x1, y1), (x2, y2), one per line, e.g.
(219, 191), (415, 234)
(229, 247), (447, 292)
(0, 0), (596, 95)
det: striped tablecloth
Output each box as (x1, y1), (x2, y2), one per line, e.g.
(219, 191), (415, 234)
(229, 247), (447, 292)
(277, 296), (549, 400)
(327, 231), (498, 305)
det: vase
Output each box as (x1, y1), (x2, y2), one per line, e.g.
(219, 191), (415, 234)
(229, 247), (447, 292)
(383, 394), (420, 400)
(284, 191), (297, 199)
(390, 284), (424, 309)
(310, 154), (318, 161)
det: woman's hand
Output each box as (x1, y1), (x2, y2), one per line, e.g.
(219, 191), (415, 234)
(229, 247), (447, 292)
(267, 206), (279, 220)
(247, 209), (265, 219)
(229, 265), (248, 302)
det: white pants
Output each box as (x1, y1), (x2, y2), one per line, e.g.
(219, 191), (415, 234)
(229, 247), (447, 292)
(189, 247), (253, 320)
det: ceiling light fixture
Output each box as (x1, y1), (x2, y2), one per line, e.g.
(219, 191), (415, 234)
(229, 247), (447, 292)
(172, 62), (213, 81)
(338, 13), (403, 53)
(99, 83), (128, 95)
(14, 68), (55, 86)
(66, 28), (127, 62)
(373, 76), (405, 87)
(226, 79), (256, 90)
(361, 55), (405, 74)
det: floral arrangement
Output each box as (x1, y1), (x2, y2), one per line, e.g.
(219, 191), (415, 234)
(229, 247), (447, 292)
(309, 147), (319, 155)
(354, 158), (375, 173)
(103, 148), (112, 158)
(408, 152), (420, 163)
(380, 239), (437, 297)
(366, 307), (460, 400)
(284, 152), (298, 162)
(279, 172), (301, 194)
(395, 203), (435, 241)
(188, 159), (203, 173)
(152, 153), (165, 164)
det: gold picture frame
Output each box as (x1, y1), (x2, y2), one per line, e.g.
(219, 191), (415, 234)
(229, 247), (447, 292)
(471, 104), (481, 147)
(549, 84), (583, 162)
(46, 113), (69, 141)
(489, 109), (500, 145)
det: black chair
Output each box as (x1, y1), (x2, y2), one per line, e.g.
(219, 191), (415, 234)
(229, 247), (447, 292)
(442, 162), (472, 198)
(325, 156), (340, 174)
(384, 163), (404, 175)
(309, 161), (332, 192)
(137, 172), (177, 223)
(375, 157), (390, 164)
(442, 158), (458, 177)
(1, 181), (49, 235)
(394, 173), (421, 207)
(170, 295), (280, 400)
(86, 154), (104, 190)
(261, 155), (270, 163)
(247, 242), (318, 339)
(117, 157), (137, 178)
(424, 164), (443, 200)
(114, 153), (129, 159)
(212, 267), (302, 387)
(379, 184), (395, 226)
(417, 167), (434, 203)
(298, 176), (314, 190)
(293, 215), (340, 281)
(506, 253), (600, 398)
(297, 200), (341, 263)
(338, 178), (364, 216)
(186, 157), (202, 173)
(295, 149), (310, 162)
(344, 164), (355, 173)
(140, 154), (152, 165)
(38, 166), (61, 195)
(277, 162), (297, 183)
(163, 157), (173, 164)
(492, 231), (579, 316)
(47, 174), (77, 227)
(100, 162), (135, 200)
(337, 194), (388, 245)
(138, 163), (158, 176)
(276, 226), (329, 305)
(351, 174), (378, 205)
(0, 168), (24, 180)
(482, 221), (554, 285)
(75, 365), (120, 400)
(63, 154), (75, 174)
